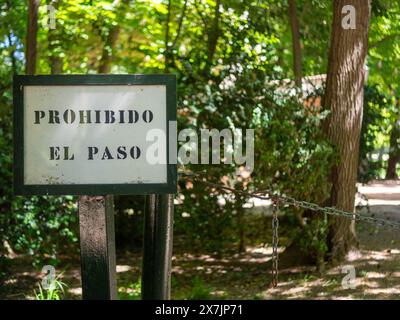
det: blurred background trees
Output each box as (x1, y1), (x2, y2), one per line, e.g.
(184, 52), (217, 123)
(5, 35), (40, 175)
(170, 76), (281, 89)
(0, 0), (399, 273)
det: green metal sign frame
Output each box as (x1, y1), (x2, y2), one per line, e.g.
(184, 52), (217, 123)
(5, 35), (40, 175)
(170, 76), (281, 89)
(13, 74), (177, 196)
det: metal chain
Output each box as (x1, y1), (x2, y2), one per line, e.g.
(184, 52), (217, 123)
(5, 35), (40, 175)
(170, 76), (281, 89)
(178, 171), (400, 288)
(271, 200), (279, 288)
(275, 194), (400, 230)
(178, 171), (400, 231)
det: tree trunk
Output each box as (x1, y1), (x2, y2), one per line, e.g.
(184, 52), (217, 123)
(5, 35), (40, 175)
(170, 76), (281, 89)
(324, 0), (371, 263)
(4, 1), (15, 76)
(288, 0), (302, 87)
(48, 0), (63, 74)
(164, 0), (172, 73)
(26, 0), (40, 75)
(202, 0), (221, 76)
(98, 27), (121, 74)
(386, 117), (400, 179)
(234, 192), (246, 253)
(163, 0), (188, 73)
(97, 0), (128, 73)
(7, 33), (17, 76)
(207, 0), (221, 63)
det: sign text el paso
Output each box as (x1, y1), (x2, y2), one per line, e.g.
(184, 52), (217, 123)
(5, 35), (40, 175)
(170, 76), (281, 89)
(14, 75), (176, 195)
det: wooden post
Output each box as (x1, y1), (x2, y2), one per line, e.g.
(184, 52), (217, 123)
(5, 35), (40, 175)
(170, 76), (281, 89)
(141, 194), (174, 299)
(78, 195), (117, 300)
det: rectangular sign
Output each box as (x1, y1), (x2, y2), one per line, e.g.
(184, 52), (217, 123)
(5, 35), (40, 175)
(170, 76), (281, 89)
(13, 74), (176, 195)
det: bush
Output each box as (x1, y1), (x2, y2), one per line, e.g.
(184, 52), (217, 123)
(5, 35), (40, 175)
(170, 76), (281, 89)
(359, 85), (394, 182)
(0, 107), (78, 267)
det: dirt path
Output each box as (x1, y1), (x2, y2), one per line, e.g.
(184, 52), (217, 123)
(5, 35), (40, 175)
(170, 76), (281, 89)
(1, 181), (400, 300)
(262, 181), (400, 299)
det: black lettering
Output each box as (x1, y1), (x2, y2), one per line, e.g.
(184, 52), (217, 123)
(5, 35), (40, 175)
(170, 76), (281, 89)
(49, 146), (60, 160)
(63, 109), (76, 124)
(63, 146), (74, 160)
(88, 146), (98, 160)
(49, 110), (60, 124)
(101, 147), (114, 160)
(117, 146), (127, 159)
(130, 146), (141, 159)
(34, 110), (45, 124)
(79, 110), (91, 124)
(105, 111), (115, 124)
(95, 110), (101, 123)
(142, 110), (153, 123)
(119, 110), (125, 123)
(128, 110), (139, 123)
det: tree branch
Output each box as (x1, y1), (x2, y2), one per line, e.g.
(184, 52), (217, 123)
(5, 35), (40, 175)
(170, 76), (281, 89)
(171, 0), (188, 50)
(369, 33), (400, 49)
(288, 0), (302, 87)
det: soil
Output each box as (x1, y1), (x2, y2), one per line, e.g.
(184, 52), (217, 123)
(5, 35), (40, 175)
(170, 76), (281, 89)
(1, 181), (399, 300)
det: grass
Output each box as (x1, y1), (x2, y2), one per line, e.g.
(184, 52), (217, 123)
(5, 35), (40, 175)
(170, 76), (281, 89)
(118, 280), (141, 300)
(34, 275), (68, 300)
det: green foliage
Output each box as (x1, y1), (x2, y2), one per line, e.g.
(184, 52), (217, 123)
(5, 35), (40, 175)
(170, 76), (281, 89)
(0, 0), (397, 268)
(172, 1), (334, 251)
(294, 216), (329, 264)
(0, 108), (78, 267)
(175, 188), (238, 252)
(118, 280), (141, 300)
(187, 276), (213, 300)
(114, 195), (145, 248)
(359, 85), (395, 181)
(34, 275), (68, 300)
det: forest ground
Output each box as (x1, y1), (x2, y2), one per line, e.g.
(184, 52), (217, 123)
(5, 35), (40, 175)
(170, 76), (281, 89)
(1, 180), (400, 300)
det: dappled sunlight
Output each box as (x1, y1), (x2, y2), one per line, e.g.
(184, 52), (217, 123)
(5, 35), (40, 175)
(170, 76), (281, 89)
(364, 288), (400, 295)
(116, 265), (133, 273)
(2, 187), (400, 300)
(67, 287), (82, 297)
(261, 214), (400, 300)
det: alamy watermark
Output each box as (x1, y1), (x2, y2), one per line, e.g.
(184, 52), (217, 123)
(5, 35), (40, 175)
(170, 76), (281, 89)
(341, 265), (356, 289)
(146, 121), (255, 175)
(41, 265), (56, 290)
(341, 5), (356, 30)
(42, 1), (57, 30)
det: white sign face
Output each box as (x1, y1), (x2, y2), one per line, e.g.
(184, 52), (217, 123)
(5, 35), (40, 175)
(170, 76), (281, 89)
(23, 85), (167, 186)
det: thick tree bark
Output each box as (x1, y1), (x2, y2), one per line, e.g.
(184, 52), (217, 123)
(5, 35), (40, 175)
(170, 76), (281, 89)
(288, 0), (302, 87)
(207, 0), (221, 63)
(7, 33), (17, 76)
(386, 116), (400, 179)
(164, 0), (172, 73)
(48, 0), (63, 74)
(234, 191), (246, 253)
(98, 27), (121, 74)
(164, 0), (187, 73)
(97, 0), (128, 74)
(26, 0), (40, 75)
(201, 0), (221, 76)
(324, 0), (371, 263)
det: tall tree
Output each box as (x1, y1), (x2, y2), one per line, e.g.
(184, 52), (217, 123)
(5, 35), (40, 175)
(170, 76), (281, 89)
(26, 0), (40, 74)
(288, 0), (302, 87)
(7, 33), (17, 76)
(47, 0), (63, 74)
(324, 0), (372, 263)
(197, 0), (221, 76)
(386, 106), (400, 179)
(164, 0), (188, 72)
(97, 0), (129, 73)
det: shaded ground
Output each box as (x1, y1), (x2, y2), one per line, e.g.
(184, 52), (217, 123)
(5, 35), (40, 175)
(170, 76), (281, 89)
(1, 181), (399, 300)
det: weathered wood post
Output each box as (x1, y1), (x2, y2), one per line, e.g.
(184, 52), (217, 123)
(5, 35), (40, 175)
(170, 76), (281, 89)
(13, 74), (176, 301)
(78, 195), (117, 300)
(142, 194), (174, 299)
